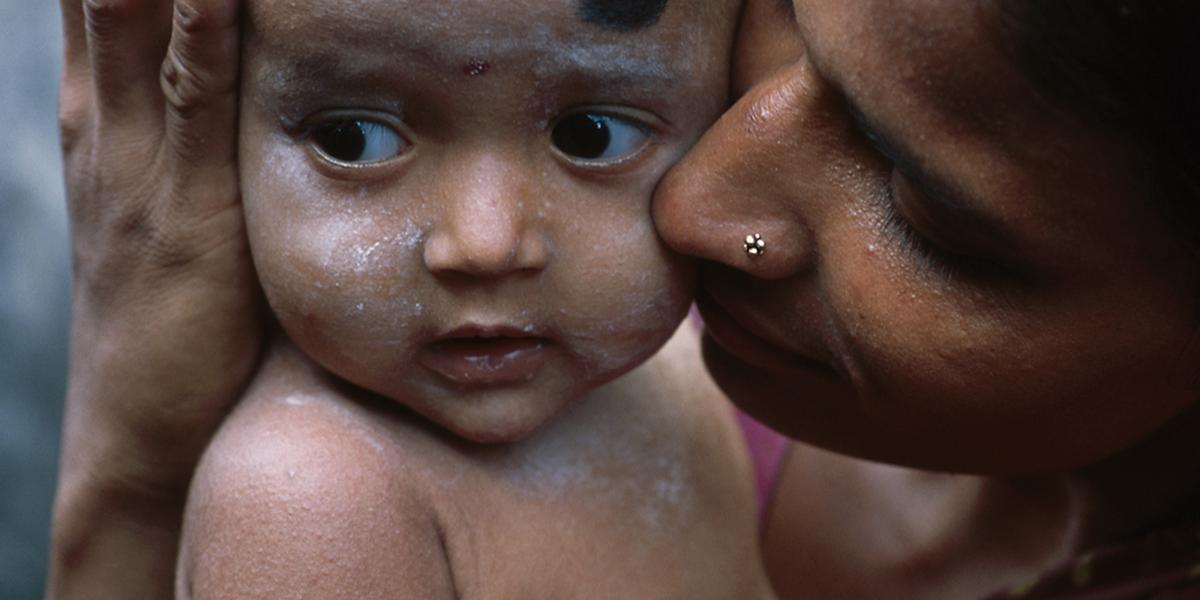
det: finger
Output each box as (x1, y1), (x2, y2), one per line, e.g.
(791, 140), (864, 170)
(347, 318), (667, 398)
(61, 0), (88, 75)
(85, 0), (173, 117)
(161, 0), (242, 209)
(60, 0), (93, 154)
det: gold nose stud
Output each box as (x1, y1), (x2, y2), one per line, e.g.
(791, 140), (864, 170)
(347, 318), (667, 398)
(744, 233), (766, 257)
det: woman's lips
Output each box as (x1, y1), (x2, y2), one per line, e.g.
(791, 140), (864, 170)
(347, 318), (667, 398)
(419, 334), (548, 386)
(695, 289), (834, 377)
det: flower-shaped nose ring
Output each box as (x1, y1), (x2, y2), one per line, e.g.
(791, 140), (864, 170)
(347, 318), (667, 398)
(744, 233), (766, 258)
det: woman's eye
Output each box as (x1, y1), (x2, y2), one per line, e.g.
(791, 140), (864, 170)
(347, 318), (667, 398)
(551, 113), (649, 162)
(311, 119), (406, 164)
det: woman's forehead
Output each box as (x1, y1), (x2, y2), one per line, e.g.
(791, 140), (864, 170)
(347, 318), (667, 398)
(792, 0), (1038, 144)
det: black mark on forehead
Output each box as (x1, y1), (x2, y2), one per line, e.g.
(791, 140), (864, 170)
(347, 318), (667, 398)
(579, 0), (669, 32)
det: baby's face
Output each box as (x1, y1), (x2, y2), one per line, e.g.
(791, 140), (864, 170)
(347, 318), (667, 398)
(241, 0), (736, 441)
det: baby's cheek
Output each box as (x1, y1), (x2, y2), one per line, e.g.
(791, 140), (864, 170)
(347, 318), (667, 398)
(260, 215), (429, 361)
(557, 220), (695, 381)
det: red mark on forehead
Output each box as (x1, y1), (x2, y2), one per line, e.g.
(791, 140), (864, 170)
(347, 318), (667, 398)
(463, 60), (492, 77)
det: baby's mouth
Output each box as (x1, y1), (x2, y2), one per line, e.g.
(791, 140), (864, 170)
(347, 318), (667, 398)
(419, 328), (548, 386)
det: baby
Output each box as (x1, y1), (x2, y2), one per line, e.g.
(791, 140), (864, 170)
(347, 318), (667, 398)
(176, 0), (771, 597)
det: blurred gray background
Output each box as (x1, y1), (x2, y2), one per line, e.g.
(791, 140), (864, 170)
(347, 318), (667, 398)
(1, 1), (70, 598)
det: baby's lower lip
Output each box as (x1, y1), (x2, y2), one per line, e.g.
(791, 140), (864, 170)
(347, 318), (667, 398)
(419, 337), (548, 386)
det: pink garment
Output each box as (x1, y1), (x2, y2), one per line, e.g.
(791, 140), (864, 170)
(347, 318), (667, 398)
(736, 409), (790, 518)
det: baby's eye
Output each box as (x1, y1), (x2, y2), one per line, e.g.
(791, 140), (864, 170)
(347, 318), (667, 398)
(310, 119), (407, 164)
(551, 113), (650, 163)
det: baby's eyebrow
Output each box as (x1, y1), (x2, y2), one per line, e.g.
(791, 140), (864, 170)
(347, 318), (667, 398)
(579, 0), (669, 32)
(256, 45), (683, 99)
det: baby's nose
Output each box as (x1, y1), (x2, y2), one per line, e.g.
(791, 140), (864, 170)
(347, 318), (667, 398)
(422, 155), (549, 279)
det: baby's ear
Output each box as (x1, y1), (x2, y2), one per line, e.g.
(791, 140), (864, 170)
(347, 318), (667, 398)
(178, 398), (458, 599)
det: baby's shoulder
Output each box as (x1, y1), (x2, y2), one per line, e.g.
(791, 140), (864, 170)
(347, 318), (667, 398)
(177, 345), (457, 599)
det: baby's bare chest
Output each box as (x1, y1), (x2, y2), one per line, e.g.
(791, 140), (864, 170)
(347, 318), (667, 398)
(420, 439), (733, 599)
(332, 390), (747, 599)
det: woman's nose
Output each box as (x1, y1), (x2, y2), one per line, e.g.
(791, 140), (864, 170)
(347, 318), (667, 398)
(422, 154), (549, 279)
(653, 64), (823, 280)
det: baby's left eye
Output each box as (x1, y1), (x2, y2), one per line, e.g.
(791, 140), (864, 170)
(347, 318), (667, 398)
(310, 119), (407, 164)
(551, 113), (650, 163)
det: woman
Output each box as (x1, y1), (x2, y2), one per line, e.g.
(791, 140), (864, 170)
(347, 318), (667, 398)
(655, 1), (1200, 597)
(48, 0), (1200, 598)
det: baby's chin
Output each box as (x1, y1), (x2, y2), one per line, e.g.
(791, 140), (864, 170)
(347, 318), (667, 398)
(397, 335), (674, 444)
(305, 336), (652, 445)
(406, 379), (584, 444)
(283, 294), (691, 444)
(419, 334), (685, 444)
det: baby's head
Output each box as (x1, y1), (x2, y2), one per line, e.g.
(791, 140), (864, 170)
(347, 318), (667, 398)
(239, 0), (738, 442)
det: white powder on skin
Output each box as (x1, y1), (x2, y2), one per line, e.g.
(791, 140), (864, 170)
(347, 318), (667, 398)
(502, 402), (697, 533)
(274, 392), (386, 453)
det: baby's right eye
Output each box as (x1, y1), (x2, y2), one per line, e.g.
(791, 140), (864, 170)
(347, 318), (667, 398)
(310, 119), (407, 164)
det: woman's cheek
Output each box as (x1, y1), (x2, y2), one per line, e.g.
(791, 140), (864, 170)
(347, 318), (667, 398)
(830, 248), (1021, 415)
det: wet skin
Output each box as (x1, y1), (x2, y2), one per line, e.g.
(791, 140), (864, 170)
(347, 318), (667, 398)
(240, 0), (733, 442)
(182, 2), (777, 597)
(654, 0), (1200, 473)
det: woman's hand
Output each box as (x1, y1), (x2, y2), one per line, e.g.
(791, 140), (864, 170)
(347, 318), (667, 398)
(48, 1), (261, 597)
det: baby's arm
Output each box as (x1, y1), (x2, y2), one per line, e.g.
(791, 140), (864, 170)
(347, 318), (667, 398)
(177, 390), (456, 599)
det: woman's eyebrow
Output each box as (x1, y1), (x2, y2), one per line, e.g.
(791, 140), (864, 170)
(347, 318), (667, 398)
(579, 0), (669, 31)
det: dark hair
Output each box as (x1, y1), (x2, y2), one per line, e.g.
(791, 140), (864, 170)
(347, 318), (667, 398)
(997, 1), (1200, 257)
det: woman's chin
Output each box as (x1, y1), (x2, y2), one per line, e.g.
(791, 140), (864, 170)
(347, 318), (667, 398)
(699, 331), (849, 439)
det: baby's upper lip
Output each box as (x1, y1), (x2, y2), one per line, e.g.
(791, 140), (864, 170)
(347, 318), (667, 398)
(434, 323), (543, 341)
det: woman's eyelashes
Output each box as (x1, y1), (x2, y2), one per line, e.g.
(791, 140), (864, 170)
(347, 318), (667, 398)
(876, 174), (962, 280)
(551, 112), (652, 166)
(309, 118), (408, 165)
(847, 107), (992, 282)
(874, 172), (1011, 286)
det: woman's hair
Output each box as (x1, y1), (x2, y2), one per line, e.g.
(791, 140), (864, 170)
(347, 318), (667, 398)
(997, 0), (1200, 257)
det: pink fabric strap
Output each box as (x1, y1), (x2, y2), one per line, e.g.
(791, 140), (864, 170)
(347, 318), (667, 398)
(736, 409), (789, 518)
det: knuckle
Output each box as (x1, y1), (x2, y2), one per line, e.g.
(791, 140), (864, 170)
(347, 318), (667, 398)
(82, 0), (118, 26)
(160, 48), (208, 122)
(174, 0), (240, 37)
(58, 107), (89, 154)
(173, 0), (206, 36)
(58, 78), (94, 153)
(164, 0), (240, 103)
(83, 0), (134, 32)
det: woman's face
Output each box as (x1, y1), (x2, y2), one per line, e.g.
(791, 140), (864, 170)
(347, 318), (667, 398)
(654, 0), (1199, 472)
